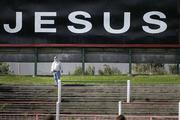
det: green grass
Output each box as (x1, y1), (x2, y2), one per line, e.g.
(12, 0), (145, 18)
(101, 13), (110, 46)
(0, 75), (180, 85)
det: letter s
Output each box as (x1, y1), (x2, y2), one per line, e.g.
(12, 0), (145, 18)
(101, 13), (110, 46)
(142, 11), (167, 34)
(67, 11), (92, 34)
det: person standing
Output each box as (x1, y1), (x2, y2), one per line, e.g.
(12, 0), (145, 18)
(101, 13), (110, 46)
(51, 56), (63, 86)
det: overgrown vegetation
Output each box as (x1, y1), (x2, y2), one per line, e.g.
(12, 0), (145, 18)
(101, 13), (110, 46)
(0, 62), (10, 74)
(73, 65), (121, 75)
(73, 66), (83, 75)
(85, 65), (95, 75)
(98, 64), (121, 75)
(169, 64), (177, 74)
(133, 63), (166, 75)
(73, 65), (95, 75)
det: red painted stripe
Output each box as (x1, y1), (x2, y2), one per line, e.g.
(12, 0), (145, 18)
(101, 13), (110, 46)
(0, 44), (179, 48)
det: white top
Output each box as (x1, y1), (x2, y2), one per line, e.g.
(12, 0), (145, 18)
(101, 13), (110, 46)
(51, 61), (62, 73)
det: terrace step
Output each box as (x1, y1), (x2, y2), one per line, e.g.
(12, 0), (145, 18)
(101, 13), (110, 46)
(0, 84), (180, 102)
(0, 114), (178, 120)
(0, 101), (178, 115)
(0, 84), (180, 115)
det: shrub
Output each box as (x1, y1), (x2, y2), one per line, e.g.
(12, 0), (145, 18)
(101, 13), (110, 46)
(85, 65), (95, 75)
(73, 66), (83, 75)
(98, 64), (121, 75)
(132, 63), (166, 75)
(0, 62), (10, 74)
(133, 64), (149, 74)
(111, 67), (122, 75)
(169, 64), (177, 74)
(72, 65), (95, 75)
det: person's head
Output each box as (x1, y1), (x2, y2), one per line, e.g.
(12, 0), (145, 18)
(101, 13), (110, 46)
(45, 115), (54, 120)
(54, 56), (58, 62)
(116, 115), (126, 120)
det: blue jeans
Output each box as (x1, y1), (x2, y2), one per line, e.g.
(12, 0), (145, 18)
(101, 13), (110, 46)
(53, 71), (61, 85)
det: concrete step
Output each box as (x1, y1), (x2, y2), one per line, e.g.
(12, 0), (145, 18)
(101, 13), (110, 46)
(0, 114), (178, 120)
(0, 84), (180, 116)
(0, 102), (178, 115)
(1, 84), (180, 102)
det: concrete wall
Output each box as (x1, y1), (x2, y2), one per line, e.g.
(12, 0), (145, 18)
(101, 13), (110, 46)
(1, 48), (179, 75)
(0, 48), (180, 63)
(7, 62), (177, 75)
(7, 62), (129, 75)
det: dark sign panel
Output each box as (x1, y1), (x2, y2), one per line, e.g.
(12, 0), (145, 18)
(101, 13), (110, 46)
(0, 0), (179, 47)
